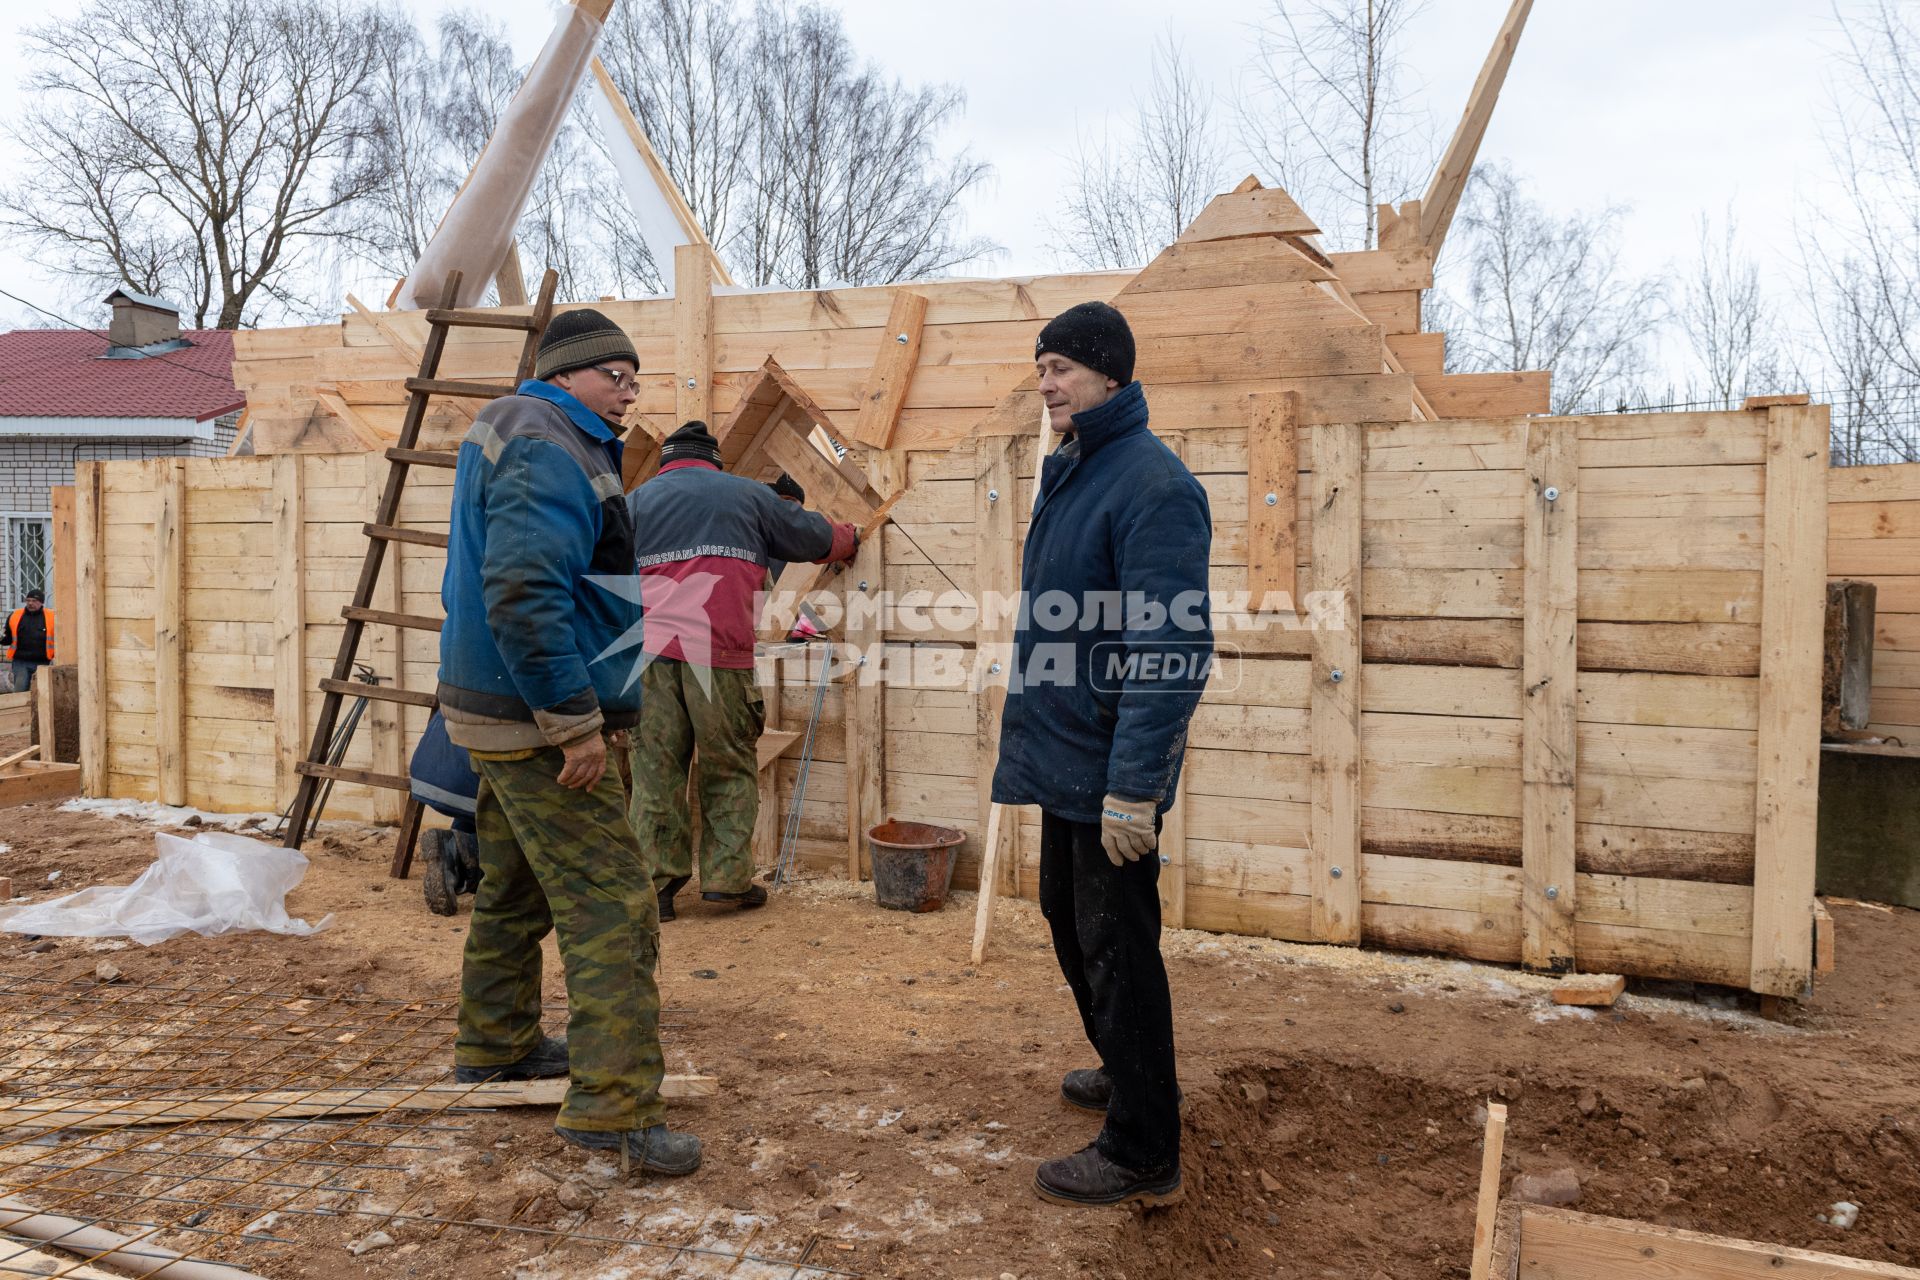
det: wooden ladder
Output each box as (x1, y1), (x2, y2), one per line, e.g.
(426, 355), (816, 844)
(281, 269), (560, 855)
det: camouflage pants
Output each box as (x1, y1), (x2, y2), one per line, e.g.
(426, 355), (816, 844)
(456, 745), (665, 1133)
(628, 661), (764, 896)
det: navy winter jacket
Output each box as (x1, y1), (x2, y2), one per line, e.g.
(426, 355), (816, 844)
(437, 381), (643, 753)
(990, 381), (1213, 824)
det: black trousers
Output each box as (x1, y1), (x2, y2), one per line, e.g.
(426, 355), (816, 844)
(1038, 809), (1180, 1174)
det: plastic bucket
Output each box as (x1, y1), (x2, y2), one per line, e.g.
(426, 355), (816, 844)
(866, 820), (966, 912)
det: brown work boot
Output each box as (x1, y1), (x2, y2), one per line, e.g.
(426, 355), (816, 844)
(1033, 1143), (1182, 1208)
(701, 883), (767, 910)
(557, 1123), (703, 1176)
(1060, 1067), (1186, 1115)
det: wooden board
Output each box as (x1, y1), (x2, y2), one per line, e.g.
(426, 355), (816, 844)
(1513, 1204), (1920, 1280)
(1550, 973), (1625, 1006)
(1309, 423), (1363, 943)
(1247, 391), (1299, 604)
(1521, 421), (1577, 971)
(153, 457), (187, 806)
(0, 761), (82, 808)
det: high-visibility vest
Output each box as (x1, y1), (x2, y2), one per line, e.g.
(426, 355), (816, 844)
(4, 606), (53, 662)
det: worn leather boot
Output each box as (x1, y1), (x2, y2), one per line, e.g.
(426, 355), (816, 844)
(1060, 1067), (1187, 1115)
(557, 1123), (703, 1176)
(1033, 1143), (1182, 1207)
(657, 875), (691, 922)
(454, 1034), (569, 1084)
(701, 882), (767, 910)
(419, 829), (460, 918)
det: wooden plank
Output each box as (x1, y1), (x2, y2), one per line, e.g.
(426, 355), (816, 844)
(0, 761), (82, 808)
(1309, 422), (1363, 943)
(753, 658), (785, 869)
(1522, 420), (1577, 971)
(970, 801), (1009, 965)
(153, 457), (187, 807)
(1470, 1102), (1509, 1280)
(675, 243), (714, 425)
(1247, 391), (1299, 605)
(1813, 898), (1835, 976)
(272, 455), (306, 812)
(1420, 0), (1536, 254)
(851, 290), (927, 448)
(1419, 371), (1552, 418)
(364, 455), (405, 824)
(50, 485), (77, 644)
(75, 465), (107, 797)
(845, 543), (886, 883)
(1176, 183), (1320, 241)
(1159, 773), (1188, 929)
(1550, 973), (1625, 1006)
(1515, 1205), (1920, 1280)
(974, 435), (1020, 883)
(1750, 405), (1828, 996)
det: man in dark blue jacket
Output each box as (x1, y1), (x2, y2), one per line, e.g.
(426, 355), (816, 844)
(439, 307), (699, 1177)
(991, 301), (1212, 1208)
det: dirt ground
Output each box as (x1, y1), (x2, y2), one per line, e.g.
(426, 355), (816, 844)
(2, 799), (1918, 1280)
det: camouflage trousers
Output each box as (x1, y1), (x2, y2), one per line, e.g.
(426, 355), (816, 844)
(456, 744), (665, 1133)
(628, 660), (764, 897)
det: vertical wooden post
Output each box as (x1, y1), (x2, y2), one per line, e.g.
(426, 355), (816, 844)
(973, 436), (1021, 889)
(271, 455), (307, 813)
(1158, 776), (1188, 930)
(674, 243), (713, 428)
(1309, 422), (1363, 944)
(75, 464), (106, 797)
(50, 485), (77, 641)
(364, 455), (405, 823)
(153, 458), (187, 807)
(1521, 420), (1577, 971)
(1247, 391), (1299, 609)
(1750, 403), (1829, 996)
(1469, 1102), (1510, 1280)
(753, 653), (784, 871)
(845, 542), (885, 880)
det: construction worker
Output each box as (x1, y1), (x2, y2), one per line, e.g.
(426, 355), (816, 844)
(437, 308), (700, 1177)
(4, 589), (53, 692)
(991, 302), (1212, 1208)
(626, 423), (858, 920)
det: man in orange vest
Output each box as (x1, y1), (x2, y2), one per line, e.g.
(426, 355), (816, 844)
(4, 590), (53, 692)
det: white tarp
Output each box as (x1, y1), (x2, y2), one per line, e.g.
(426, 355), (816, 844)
(0, 831), (332, 946)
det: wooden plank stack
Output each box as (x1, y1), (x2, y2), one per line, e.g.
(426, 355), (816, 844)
(76, 179), (1837, 994)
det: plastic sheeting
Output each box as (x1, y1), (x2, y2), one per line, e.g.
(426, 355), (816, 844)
(0, 831), (333, 946)
(586, 76), (692, 293)
(396, 4), (605, 310)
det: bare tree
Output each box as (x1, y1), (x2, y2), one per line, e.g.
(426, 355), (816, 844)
(1427, 163), (1666, 414)
(1239, 0), (1430, 250)
(1679, 209), (1785, 403)
(1051, 35), (1229, 270)
(0, 0), (397, 328)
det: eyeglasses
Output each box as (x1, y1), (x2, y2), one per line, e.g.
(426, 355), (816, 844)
(588, 364), (641, 392)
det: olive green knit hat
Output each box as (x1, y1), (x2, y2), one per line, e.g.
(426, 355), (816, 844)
(534, 308), (640, 382)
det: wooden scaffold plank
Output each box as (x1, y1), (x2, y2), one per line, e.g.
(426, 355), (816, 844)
(1309, 422), (1363, 943)
(153, 457), (187, 807)
(1749, 403), (1829, 996)
(1521, 419), (1577, 972)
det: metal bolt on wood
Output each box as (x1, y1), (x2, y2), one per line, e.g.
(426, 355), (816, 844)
(987, 489), (1000, 503)
(1329, 668), (1345, 683)
(1545, 885), (1560, 900)
(1264, 492), (1279, 506)
(895, 333), (910, 344)
(1330, 865), (1343, 878)
(1543, 486), (1560, 503)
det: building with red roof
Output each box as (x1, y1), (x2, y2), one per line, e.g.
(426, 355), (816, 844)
(0, 290), (245, 632)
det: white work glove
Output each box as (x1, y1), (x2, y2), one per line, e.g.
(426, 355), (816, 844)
(1099, 794), (1158, 866)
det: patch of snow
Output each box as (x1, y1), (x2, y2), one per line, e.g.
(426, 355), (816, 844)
(60, 797), (280, 831)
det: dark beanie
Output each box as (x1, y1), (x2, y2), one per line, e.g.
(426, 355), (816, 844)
(660, 420), (721, 467)
(1035, 301), (1135, 384)
(535, 307), (640, 381)
(769, 472), (805, 503)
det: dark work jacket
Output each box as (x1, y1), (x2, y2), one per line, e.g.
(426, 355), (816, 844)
(989, 381), (1213, 824)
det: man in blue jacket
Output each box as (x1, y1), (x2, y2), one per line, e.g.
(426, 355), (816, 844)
(438, 307), (699, 1177)
(991, 301), (1212, 1208)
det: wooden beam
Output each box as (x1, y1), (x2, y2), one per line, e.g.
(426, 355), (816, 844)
(1550, 973), (1626, 1007)
(1522, 420), (1577, 972)
(272, 454), (307, 813)
(364, 454), (405, 824)
(75, 464), (105, 797)
(1247, 392), (1300, 607)
(970, 801), (1010, 966)
(494, 239), (529, 307)
(845, 533), (886, 883)
(850, 290), (927, 448)
(754, 654), (784, 870)
(1813, 898), (1836, 976)
(973, 434), (1021, 888)
(1469, 1102), (1509, 1280)
(1417, 370), (1551, 418)
(153, 457), (186, 807)
(50, 484), (76, 642)
(0, 760), (82, 808)
(1750, 404), (1829, 996)
(1309, 422), (1363, 943)
(1514, 1205), (1920, 1280)
(589, 57), (732, 285)
(1158, 774), (1188, 929)
(1420, 0), (1536, 256)
(675, 243), (714, 426)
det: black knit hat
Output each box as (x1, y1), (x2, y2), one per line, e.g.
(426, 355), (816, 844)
(535, 308), (639, 381)
(22, 589), (43, 602)
(1035, 301), (1135, 384)
(660, 420), (721, 467)
(769, 472), (805, 502)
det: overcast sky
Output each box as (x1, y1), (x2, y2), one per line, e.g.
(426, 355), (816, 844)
(0, 0), (1858, 374)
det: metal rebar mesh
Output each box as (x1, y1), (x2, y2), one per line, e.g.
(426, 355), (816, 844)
(0, 971), (855, 1278)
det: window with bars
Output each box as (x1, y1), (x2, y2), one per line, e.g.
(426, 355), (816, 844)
(5, 516), (51, 611)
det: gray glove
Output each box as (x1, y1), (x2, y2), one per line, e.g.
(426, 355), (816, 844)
(1099, 793), (1158, 866)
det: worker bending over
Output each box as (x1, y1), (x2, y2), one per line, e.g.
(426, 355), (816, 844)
(626, 422), (858, 920)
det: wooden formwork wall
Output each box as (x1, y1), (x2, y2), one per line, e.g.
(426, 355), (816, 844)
(1827, 462), (1920, 743)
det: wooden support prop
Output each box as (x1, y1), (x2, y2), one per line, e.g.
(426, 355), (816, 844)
(153, 457), (187, 807)
(1469, 1102), (1509, 1280)
(1750, 404), (1828, 996)
(675, 242), (714, 426)
(970, 801), (1010, 966)
(1421, 0), (1535, 257)
(272, 455), (307, 812)
(365, 455), (406, 824)
(1247, 391), (1300, 607)
(50, 484), (76, 642)
(974, 434), (1022, 887)
(845, 532), (886, 881)
(1522, 420), (1577, 971)
(851, 290), (927, 448)
(1309, 422), (1363, 943)
(1158, 775), (1188, 929)
(1550, 974), (1625, 1007)
(75, 463), (105, 797)
(1813, 899), (1835, 976)
(753, 654), (784, 870)
(0, 744), (39, 771)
